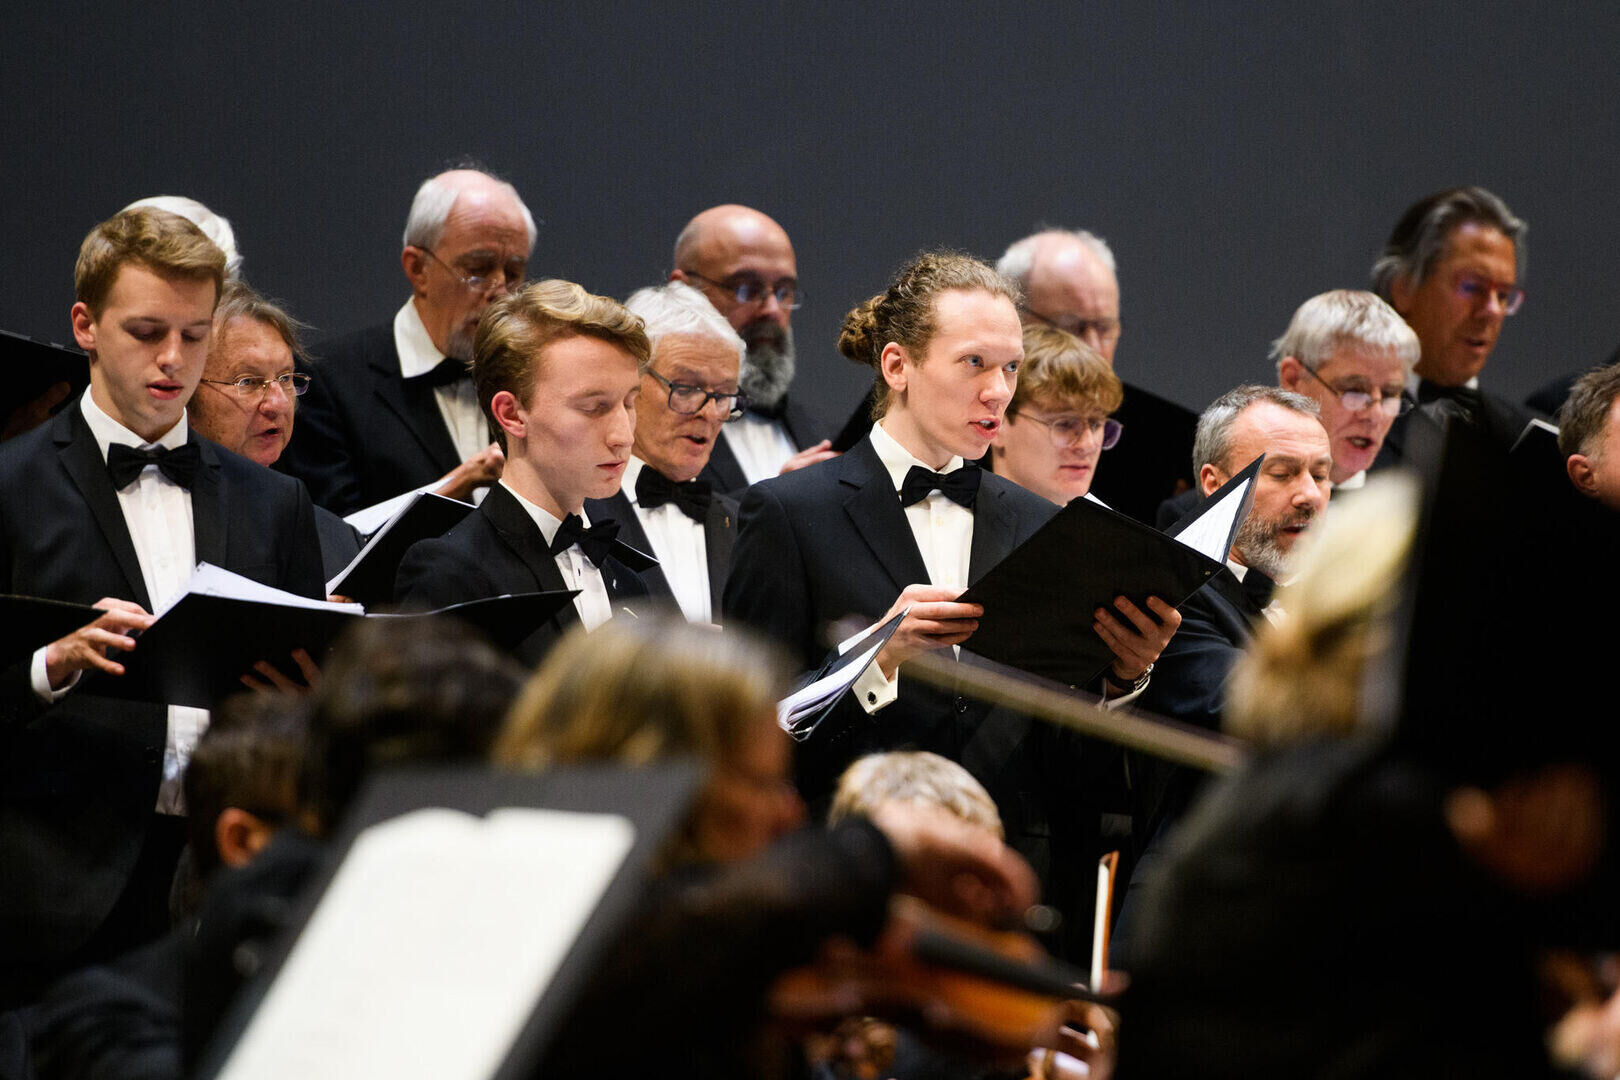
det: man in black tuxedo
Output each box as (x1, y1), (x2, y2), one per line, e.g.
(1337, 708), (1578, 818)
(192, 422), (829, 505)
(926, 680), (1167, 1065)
(669, 204), (835, 493)
(0, 208), (324, 1006)
(395, 279), (654, 665)
(584, 281), (743, 624)
(1371, 186), (1535, 462)
(1115, 385), (1331, 961)
(278, 168), (533, 516)
(997, 228), (1198, 525)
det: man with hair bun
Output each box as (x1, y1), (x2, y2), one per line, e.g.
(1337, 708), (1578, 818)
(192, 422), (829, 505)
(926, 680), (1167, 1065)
(394, 279), (654, 665)
(280, 166), (536, 515)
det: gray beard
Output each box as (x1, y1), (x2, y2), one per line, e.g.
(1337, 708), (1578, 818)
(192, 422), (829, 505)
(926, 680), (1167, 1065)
(1233, 510), (1297, 580)
(444, 324), (476, 365)
(740, 326), (795, 411)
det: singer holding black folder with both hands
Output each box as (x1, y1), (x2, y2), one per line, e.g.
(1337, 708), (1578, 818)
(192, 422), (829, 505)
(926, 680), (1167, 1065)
(723, 253), (1181, 945)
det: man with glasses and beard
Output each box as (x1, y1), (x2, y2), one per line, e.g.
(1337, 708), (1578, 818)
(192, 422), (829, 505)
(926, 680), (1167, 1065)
(279, 167), (534, 516)
(670, 204), (835, 493)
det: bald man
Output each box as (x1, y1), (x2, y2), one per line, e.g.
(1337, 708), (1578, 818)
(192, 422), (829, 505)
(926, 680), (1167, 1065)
(280, 168), (534, 516)
(998, 229), (1197, 524)
(671, 204), (834, 492)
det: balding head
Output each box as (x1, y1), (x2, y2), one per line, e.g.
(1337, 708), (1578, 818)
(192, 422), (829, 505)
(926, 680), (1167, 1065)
(671, 204), (799, 408)
(997, 229), (1122, 364)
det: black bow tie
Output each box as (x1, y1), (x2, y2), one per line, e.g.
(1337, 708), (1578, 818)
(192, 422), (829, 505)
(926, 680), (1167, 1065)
(1240, 568), (1276, 611)
(636, 467), (712, 522)
(899, 464), (981, 509)
(106, 442), (201, 490)
(410, 358), (470, 389)
(549, 513), (629, 568)
(1416, 380), (1482, 422)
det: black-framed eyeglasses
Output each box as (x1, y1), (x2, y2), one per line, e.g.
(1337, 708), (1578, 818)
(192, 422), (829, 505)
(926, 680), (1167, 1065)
(418, 246), (527, 295)
(681, 270), (801, 311)
(1296, 363), (1412, 417)
(1452, 272), (1525, 316)
(199, 372), (312, 399)
(1012, 410), (1123, 450)
(1019, 304), (1122, 346)
(645, 368), (750, 420)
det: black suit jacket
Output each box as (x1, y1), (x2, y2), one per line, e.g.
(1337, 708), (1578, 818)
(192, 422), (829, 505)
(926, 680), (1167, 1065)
(1086, 381), (1199, 526)
(312, 505), (362, 585)
(698, 395), (826, 495)
(278, 322), (469, 516)
(723, 439), (1111, 958)
(583, 485), (737, 617)
(0, 401), (324, 1001)
(1375, 379), (1534, 471)
(393, 483), (650, 666)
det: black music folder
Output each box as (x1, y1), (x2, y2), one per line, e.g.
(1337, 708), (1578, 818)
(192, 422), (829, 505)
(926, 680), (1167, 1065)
(0, 594), (100, 666)
(777, 607), (908, 739)
(325, 490), (475, 604)
(958, 457), (1261, 687)
(197, 761), (706, 1080)
(1, 330), (89, 439)
(87, 565), (575, 709)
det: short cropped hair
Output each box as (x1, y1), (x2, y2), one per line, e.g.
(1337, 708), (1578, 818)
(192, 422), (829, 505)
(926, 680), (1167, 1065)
(74, 208), (227, 318)
(1558, 364), (1620, 459)
(1192, 385), (1321, 475)
(210, 280), (311, 364)
(123, 195), (242, 279)
(1269, 290), (1420, 378)
(996, 228), (1117, 285)
(623, 280), (745, 365)
(402, 167), (537, 253)
(1370, 186), (1526, 301)
(183, 693), (308, 880)
(1010, 323), (1123, 418)
(839, 251), (1020, 419)
(829, 751), (1004, 838)
(473, 279), (651, 444)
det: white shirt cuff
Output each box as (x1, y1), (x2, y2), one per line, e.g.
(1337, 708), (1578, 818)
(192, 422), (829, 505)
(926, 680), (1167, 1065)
(1101, 674), (1149, 710)
(852, 657), (899, 715)
(30, 646), (79, 703)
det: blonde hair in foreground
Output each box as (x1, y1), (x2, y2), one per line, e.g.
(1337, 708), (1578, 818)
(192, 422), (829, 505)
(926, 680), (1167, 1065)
(830, 751), (1004, 839)
(1225, 472), (1419, 748)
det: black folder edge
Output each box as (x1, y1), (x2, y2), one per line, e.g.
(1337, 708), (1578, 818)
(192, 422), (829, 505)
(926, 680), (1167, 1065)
(325, 491), (476, 604)
(196, 760), (708, 1080)
(1, 329), (89, 429)
(1163, 454), (1264, 558)
(779, 607), (909, 740)
(0, 594), (101, 666)
(89, 591), (577, 709)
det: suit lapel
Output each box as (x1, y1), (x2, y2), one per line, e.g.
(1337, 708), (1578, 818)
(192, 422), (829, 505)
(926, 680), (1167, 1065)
(840, 440), (929, 591)
(780, 396), (817, 451)
(480, 485), (577, 632)
(54, 408), (151, 611)
(968, 477), (1022, 585)
(703, 495), (736, 613)
(369, 353), (463, 475)
(700, 434), (748, 494)
(189, 436), (227, 568)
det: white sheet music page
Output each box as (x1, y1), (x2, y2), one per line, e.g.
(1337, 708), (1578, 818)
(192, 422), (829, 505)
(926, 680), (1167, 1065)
(216, 807), (635, 1080)
(1170, 474), (1253, 564)
(166, 563), (364, 617)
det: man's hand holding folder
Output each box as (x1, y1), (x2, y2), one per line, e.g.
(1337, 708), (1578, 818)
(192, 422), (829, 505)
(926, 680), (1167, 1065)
(872, 584), (985, 679)
(40, 596), (153, 688)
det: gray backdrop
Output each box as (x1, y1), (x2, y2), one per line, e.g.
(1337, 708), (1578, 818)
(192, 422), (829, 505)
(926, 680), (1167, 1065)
(5, 2), (1617, 430)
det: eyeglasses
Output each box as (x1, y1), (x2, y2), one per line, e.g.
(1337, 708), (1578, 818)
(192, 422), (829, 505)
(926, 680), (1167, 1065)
(681, 270), (801, 311)
(1013, 410), (1123, 450)
(199, 372), (312, 399)
(419, 247), (527, 295)
(1453, 273), (1525, 316)
(1019, 305), (1123, 347)
(645, 368), (750, 420)
(1296, 363), (1412, 417)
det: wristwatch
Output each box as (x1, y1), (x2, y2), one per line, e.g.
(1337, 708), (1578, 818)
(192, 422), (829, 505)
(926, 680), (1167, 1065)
(1105, 662), (1153, 695)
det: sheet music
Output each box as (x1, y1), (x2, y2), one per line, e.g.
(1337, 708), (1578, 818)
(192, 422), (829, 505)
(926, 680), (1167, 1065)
(217, 807), (635, 1080)
(1170, 475), (1251, 563)
(166, 563), (364, 618)
(343, 484), (436, 536)
(778, 608), (910, 738)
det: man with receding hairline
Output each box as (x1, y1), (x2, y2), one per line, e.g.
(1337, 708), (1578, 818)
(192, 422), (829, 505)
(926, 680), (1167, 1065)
(280, 167), (535, 516)
(670, 204), (834, 492)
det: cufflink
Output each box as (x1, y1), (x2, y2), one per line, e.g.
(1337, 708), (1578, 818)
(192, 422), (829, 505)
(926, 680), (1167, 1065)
(867, 691), (877, 704)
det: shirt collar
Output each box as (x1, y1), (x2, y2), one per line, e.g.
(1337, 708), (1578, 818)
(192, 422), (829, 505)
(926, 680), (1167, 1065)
(1407, 372), (1480, 396)
(1335, 469), (1368, 491)
(498, 479), (589, 546)
(394, 298), (447, 379)
(1226, 558), (1249, 582)
(80, 390), (189, 462)
(869, 419), (965, 495)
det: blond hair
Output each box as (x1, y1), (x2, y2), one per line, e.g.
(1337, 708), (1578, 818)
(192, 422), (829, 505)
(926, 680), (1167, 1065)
(74, 208), (227, 317)
(1010, 323), (1123, 418)
(473, 279), (650, 445)
(829, 751), (1003, 838)
(1226, 472), (1419, 748)
(838, 251), (1020, 419)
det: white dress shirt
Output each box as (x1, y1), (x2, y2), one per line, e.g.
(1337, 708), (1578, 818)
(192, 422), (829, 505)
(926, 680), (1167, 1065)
(720, 413), (799, 485)
(29, 393), (207, 814)
(499, 481), (614, 630)
(394, 299), (488, 467)
(621, 457), (711, 623)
